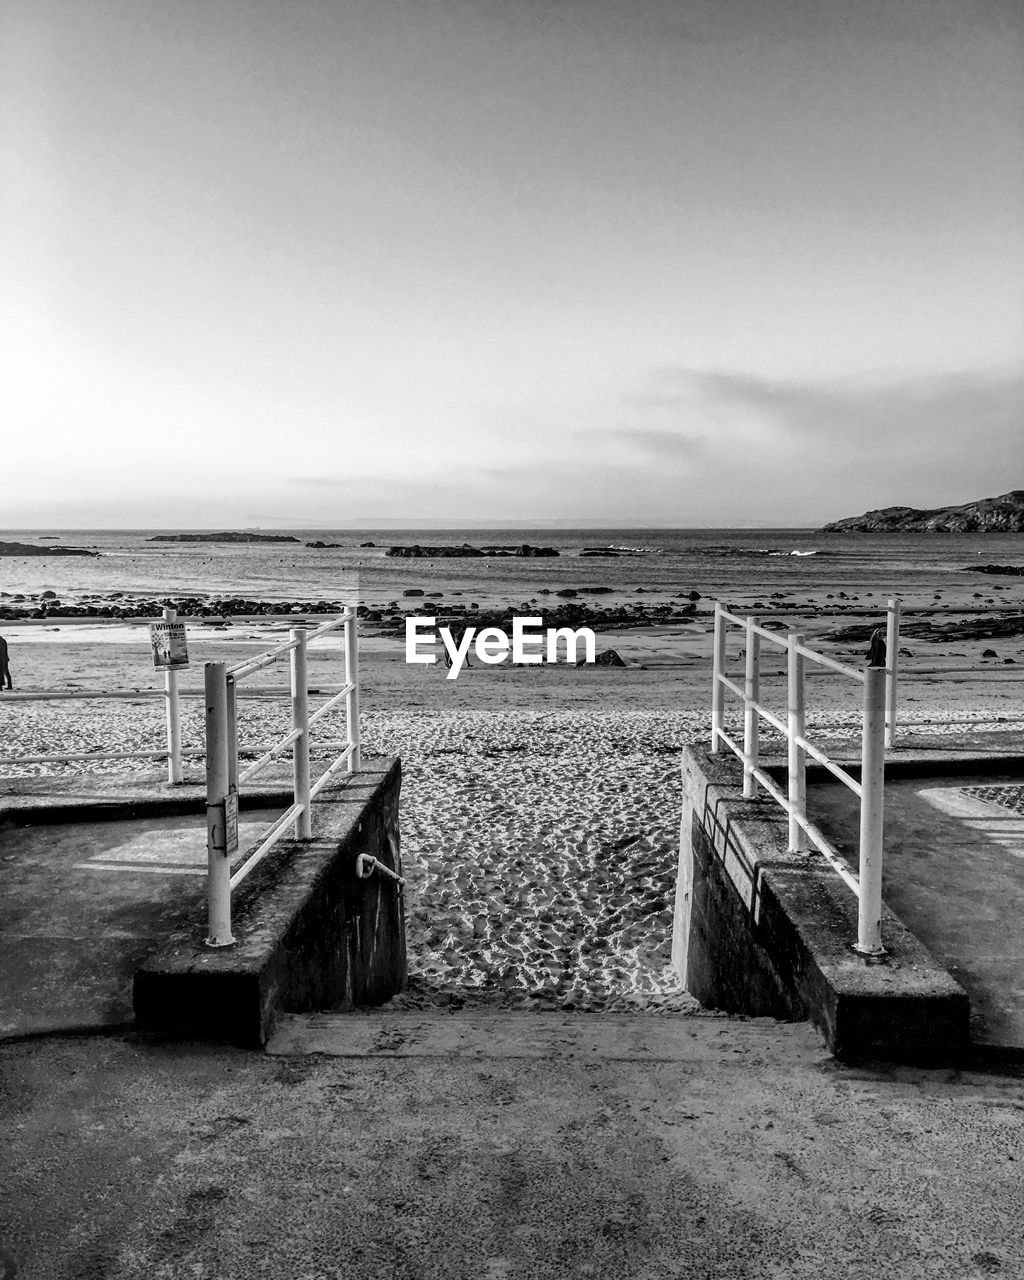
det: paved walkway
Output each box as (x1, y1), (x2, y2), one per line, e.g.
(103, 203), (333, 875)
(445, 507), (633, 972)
(0, 806), (282, 1037)
(3, 771), (1024, 1277)
(2, 1013), (1023, 1280)
(809, 772), (1024, 1050)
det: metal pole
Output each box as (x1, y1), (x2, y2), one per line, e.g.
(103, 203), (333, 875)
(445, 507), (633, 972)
(164, 606), (183, 784)
(344, 609), (361, 772)
(856, 666), (887, 956)
(290, 628), (312, 838)
(226, 676), (238, 796)
(204, 662), (234, 947)
(711, 603), (726, 752)
(742, 616), (760, 798)
(787, 633), (808, 852)
(885, 597), (900, 749)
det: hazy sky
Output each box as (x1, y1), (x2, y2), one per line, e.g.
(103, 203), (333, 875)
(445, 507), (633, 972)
(3, 0), (1022, 527)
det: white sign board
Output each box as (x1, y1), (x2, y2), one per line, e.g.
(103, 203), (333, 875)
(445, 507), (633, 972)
(149, 621), (189, 670)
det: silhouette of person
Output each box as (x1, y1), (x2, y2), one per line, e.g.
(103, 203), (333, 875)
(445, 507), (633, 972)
(443, 625), (471, 670)
(0, 634), (11, 689)
(866, 628), (886, 668)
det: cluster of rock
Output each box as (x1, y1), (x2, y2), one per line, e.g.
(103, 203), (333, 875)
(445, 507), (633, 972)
(968, 564), (1024, 576)
(832, 613), (1024, 644)
(363, 598), (699, 634)
(0, 593), (346, 620)
(386, 543), (559, 558)
(147, 532), (301, 543)
(0, 588), (706, 630)
(0, 540), (97, 558)
(822, 490), (1024, 533)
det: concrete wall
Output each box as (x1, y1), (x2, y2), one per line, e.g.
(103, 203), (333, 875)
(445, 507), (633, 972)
(673, 746), (969, 1061)
(134, 760), (406, 1046)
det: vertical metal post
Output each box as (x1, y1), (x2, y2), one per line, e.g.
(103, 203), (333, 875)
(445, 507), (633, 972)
(787, 633), (808, 852)
(204, 661), (234, 947)
(226, 676), (238, 796)
(163, 606), (183, 784)
(711, 603), (726, 752)
(743, 617), (760, 798)
(856, 666), (887, 956)
(885, 597), (900, 749)
(290, 628), (312, 838)
(344, 608), (361, 772)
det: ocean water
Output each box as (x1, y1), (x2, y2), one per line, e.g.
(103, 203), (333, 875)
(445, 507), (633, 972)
(1, 527), (1022, 605)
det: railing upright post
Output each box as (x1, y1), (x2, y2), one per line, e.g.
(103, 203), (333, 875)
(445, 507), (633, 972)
(856, 666), (887, 956)
(204, 661), (234, 947)
(711, 603), (726, 752)
(885, 597), (900, 749)
(163, 606), (183, 784)
(787, 632), (808, 852)
(226, 676), (238, 796)
(290, 628), (312, 838)
(743, 617), (760, 798)
(345, 608), (361, 772)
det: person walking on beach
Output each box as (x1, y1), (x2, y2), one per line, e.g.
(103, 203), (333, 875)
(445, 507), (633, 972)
(0, 634), (11, 690)
(443, 624), (471, 671)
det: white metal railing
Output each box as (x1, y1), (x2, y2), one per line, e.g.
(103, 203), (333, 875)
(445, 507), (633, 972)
(204, 611), (360, 948)
(711, 602), (888, 956)
(0, 606), (348, 777)
(0, 606), (196, 780)
(719, 596), (1024, 744)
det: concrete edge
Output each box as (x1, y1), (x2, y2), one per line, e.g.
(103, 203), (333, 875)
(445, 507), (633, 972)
(2, 783), (308, 825)
(674, 745), (971, 1063)
(132, 759), (406, 1047)
(760, 751), (1024, 785)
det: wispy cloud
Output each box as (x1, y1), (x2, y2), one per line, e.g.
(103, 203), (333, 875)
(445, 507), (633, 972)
(579, 427), (708, 459)
(564, 364), (1024, 520)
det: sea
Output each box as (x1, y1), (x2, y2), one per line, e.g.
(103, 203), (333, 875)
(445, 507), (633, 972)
(2, 527), (1021, 608)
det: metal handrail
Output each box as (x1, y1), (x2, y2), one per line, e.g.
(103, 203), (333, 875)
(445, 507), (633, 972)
(204, 609), (361, 947)
(710, 602), (888, 956)
(237, 728), (304, 785)
(228, 801), (306, 890)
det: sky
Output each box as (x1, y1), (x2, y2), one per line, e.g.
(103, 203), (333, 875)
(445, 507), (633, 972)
(2, 0), (1022, 528)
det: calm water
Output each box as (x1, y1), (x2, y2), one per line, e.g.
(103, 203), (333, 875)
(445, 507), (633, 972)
(2, 527), (1021, 605)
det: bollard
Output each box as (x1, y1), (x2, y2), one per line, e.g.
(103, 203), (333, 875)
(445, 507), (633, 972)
(742, 616), (760, 798)
(710, 603), (726, 752)
(204, 662), (234, 947)
(856, 666), (887, 955)
(787, 633), (808, 852)
(163, 606), (183, 784)
(885, 597), (900, 749)
(290, 628), (312, 838)
(345, 609), (361, 772)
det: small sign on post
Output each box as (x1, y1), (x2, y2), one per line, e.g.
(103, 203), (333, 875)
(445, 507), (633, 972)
(150, 620), (189, 670)
(223, 791), (239, 855)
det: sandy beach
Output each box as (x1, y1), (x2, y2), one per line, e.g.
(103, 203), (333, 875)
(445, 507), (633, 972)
(3, 596), (1022, 1011)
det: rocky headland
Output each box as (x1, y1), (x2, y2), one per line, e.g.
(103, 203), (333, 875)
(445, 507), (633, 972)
(822, 490), (1024, 533)
(0, 540), (98, 558)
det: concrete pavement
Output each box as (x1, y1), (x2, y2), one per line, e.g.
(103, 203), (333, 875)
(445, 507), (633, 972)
(809, 772), (1024, 1051)
(2, 1012), (1023, 1279)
